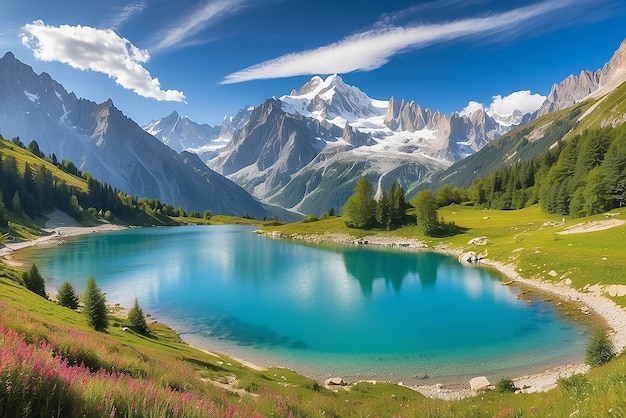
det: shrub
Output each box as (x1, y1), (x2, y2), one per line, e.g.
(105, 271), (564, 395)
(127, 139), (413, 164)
(301, 214), (319, 223)
(585, 327), (616, 367)
(495, 377), (517, 393)
(56, 281), (80, 310)
(558, 373), (590, 400)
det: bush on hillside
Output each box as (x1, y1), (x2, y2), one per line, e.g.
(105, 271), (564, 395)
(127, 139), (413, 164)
(585, 327), (616, 367)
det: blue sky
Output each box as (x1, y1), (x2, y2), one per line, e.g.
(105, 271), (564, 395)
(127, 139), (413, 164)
(1, 0), (625, 126)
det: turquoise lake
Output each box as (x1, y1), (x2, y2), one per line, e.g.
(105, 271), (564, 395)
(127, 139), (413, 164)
(24, 225), (588, 383)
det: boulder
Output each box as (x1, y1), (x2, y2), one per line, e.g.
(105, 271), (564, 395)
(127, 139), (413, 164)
(468, 236), (489, 245)
(325, 377), (346, 386)
(469, 376), (490, 391)
(607, 284), (626, 297)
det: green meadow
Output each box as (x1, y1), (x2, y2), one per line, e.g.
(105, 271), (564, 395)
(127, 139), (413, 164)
(2, 205), (626, 416)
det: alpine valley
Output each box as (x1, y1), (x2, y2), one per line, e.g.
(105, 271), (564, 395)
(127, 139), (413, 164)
(1, 38), (626, 219)
(148, 38), (626, 217)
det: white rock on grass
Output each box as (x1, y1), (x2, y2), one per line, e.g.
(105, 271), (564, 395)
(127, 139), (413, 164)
(469, 376), (490, 391)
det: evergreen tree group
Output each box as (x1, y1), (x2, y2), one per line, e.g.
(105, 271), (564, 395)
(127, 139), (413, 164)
(437, 124), (626, 217)
(342, 178), (406, 230)
(0, 135), (188, 227)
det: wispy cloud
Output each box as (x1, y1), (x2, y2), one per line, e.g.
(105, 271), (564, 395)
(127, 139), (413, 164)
(104, 2), (147, 31)
(221, 0), (584, 84)
(151, 0), (246, 53)
(21, 20), (185, 102)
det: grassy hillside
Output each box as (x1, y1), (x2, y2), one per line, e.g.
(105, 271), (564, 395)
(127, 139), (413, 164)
(0, 135), (183, 242)
(2, 204), (626, 416)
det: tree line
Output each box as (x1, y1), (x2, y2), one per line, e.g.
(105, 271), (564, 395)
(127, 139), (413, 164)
(453, 124), (626, 217)
(0, 135), (188, 229)
(342, 178), (461, 237)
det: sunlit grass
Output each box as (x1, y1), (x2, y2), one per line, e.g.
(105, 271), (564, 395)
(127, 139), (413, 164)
(3, 202), (626, 416)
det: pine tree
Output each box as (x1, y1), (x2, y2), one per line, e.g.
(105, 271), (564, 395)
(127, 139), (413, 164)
(375, 190), (390, 229)
(12, 191), (22, 213)
(57, 281), (80, 310)
(412, 190), (439, 236)
(389, 182), (406, 227)
(0, 189), (7, 228)
(83, 276), (108, 331)
(128, 297), (148, 334)
(23, 264), (47, 298)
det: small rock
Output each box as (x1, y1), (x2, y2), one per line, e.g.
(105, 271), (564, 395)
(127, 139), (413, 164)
(391, 394), (397, 400)
(325, 377), (346, 386)
(469, 376), (490, 391)
(564, 278), (573, 286)
(579, 306), (591, 315)
(548, 270), (558, 277)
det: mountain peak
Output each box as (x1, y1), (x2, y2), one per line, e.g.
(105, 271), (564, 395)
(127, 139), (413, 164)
(2, 51), (16, 61)
(279, 74), (387, 123)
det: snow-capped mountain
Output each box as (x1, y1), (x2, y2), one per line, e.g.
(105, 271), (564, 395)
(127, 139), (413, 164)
(279, 74), (388, 124)
(144, 106), (254, 159)
(143, 111), (222, 153)
(206, 74), (535, 215)
(0, 52), (267, 218)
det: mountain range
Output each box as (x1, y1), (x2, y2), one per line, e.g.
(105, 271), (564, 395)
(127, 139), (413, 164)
(1, 37), (625, 219)
(151, 38), (625, 215)
(0, 52), (267, 219)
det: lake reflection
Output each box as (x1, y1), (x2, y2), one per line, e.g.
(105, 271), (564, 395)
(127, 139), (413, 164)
(23, 225), (589, 382)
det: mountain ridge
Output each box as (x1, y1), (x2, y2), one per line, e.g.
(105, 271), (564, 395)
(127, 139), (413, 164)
(0, 52), (267, 218)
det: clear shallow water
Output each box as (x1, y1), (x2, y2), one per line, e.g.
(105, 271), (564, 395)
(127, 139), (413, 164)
(24, 225), (588, 383)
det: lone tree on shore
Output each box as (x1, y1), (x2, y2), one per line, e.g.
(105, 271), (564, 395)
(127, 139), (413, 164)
(83, 276), (108, 331)
(128, 297), (148, 334)
(585, 327), (616, 367)
(57, 281), (80, 310)
(412, 190), (439, 236)
(23, 263), (47, 298)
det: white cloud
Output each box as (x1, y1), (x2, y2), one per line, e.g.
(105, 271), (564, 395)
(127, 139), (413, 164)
(21, 20), (185, 102)
(222, 0), (576, 84)
(461, 91), (546, 117)
(488, 91), (546, 116)
(151, 0), (246, 52)
(459, 101), (484, 116)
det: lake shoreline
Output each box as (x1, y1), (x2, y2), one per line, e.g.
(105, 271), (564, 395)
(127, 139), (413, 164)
(0, 211), (127, 265)
(256, 230), (626, 399)
(2, 217), (623, 400)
